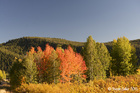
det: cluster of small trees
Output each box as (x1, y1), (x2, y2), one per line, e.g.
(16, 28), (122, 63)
(83, 36), (138, 78)
(9, 44), (87, 88)
(82, 36), (111, 81)
(9, 36), (138, 88)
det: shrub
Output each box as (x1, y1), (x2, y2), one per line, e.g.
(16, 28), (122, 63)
(14, 75), (140, 93)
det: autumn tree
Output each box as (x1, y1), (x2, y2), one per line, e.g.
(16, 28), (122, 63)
(9, 47), (38, 89)
(83, 36), (105, 81)
(33, 46), (44, 83)
(96, 42), (111, 79)
(111, 36), (138, 76)
(56, 46), (87, 83)
(34, 44), (60, 84)
(9, 58), (25, 88)
(129, 46), (138, 74)
(22, 47), (38, 84)
(49, 50), (61, 84)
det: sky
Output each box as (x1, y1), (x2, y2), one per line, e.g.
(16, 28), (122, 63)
(0, 0), (140, 43)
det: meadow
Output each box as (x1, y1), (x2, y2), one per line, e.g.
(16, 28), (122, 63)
(14, 74), (140, 93)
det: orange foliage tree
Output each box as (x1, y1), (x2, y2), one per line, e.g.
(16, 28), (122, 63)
(34, 44), (60, 83)
(56, 46), (87, 83)
(27, 44), (87, 83)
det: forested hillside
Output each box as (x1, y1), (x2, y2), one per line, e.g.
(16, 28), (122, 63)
(0, 37), (140, 72)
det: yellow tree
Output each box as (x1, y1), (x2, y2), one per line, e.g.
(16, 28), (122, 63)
(111, 36), (137, 76)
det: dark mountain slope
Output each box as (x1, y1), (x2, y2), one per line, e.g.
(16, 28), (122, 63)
(3, 37), (84, 54)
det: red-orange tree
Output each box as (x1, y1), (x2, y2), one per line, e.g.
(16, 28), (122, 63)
(56, 46), (87, 83)
(34, 44), (60, 83)
(27, 44), (87, 83)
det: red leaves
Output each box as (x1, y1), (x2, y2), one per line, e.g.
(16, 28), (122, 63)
(30, 47), (36, 54)
(28, 44), (87, 83)
(36, 44), (54, 76)
(56, 46), (87, 83)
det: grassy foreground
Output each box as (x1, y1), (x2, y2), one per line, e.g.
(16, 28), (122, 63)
(14, 75), (140, 93)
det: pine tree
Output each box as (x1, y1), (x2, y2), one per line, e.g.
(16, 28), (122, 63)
(83, 36), (103, 81)
(111, 36), (136, 76)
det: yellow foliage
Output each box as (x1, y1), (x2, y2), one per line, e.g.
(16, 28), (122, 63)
(15, 75), (140, 93)
(137, 69), (140, 75)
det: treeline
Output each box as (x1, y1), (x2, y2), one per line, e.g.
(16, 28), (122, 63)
(3, 37), (84, 53)
(9, 36), (138, 89)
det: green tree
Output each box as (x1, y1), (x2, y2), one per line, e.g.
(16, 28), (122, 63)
(111, 36), (136, 76)
(22, 49), (38, 84)
(83, 36), (103, 81)
(9, 48), (38, 89)
(9, 58), (25, 88)
(45, 50), (61, 84)
(96, 42), (111, 78)
(129, 46), (138, 74)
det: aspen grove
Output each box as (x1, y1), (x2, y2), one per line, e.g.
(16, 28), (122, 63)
(9, 44), (87, 87)
(8, 36), (139, 93)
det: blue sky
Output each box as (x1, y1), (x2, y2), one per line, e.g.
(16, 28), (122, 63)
(0, 0), (140, 43)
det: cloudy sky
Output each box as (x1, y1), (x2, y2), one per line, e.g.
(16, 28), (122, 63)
(0, 0), (140, 43)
